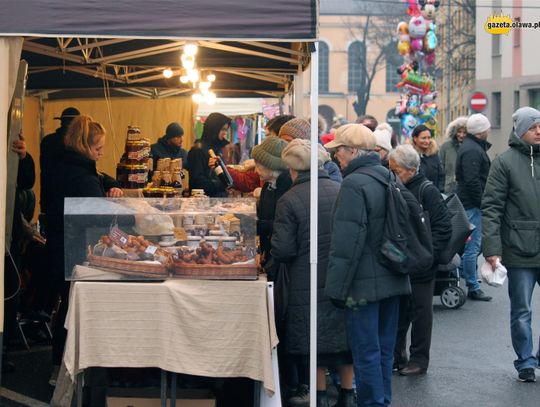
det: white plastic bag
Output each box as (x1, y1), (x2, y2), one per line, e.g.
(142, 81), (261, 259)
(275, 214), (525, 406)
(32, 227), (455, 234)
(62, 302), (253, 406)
(480, 259), (507, 287)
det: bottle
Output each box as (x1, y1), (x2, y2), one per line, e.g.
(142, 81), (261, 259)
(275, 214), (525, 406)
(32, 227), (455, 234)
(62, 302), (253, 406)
(208, 149), (233, 188)
(172, 171), (183, 196)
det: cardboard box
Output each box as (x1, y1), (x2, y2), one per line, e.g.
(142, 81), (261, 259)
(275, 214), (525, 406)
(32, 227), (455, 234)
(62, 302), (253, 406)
(107, 388), (215, 407)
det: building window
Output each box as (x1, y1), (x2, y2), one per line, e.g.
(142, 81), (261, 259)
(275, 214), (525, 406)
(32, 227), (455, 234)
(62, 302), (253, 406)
(348, 41), (366, 93)
(385, 52), (401, 93)
(492, 92), (501, 127)
(514, 17), (521, 47)
(514, 90), (520, 111)
(319, 41), (329, 93)
(529, 89), (540, 110)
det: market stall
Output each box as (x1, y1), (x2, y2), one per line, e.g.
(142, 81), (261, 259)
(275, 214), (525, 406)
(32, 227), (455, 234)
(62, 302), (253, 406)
(0, 1), (320, 403)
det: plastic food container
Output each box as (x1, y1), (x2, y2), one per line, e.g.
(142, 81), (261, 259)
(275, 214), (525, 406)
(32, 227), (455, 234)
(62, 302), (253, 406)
(187, 236), (202, 248)
(222, 237), (237, 249)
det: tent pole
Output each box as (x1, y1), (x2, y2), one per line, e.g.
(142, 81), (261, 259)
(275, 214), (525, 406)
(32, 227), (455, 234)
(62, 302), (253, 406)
(294, 66), (304, 118)
(309, 41), (319, 407)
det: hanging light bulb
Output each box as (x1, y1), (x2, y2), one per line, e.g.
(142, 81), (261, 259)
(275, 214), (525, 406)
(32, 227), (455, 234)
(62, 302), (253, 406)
(204, 91), (216, 105)
(181, 54), (195, 70)
(180, 75), (189, 84)
(184, 43), (198, 57)
(187, 69), (200, 83)
(192, 93), (203, 104)
(206, 73), (216, 82)
(162, 68), (173, 78)
(199, 81), (211, 92)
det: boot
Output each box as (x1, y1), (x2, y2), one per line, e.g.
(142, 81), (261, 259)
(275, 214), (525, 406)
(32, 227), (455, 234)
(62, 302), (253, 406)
(288, 384), (309, 406)
(333, 388), (356, 407)
(317, 391), (329, 407)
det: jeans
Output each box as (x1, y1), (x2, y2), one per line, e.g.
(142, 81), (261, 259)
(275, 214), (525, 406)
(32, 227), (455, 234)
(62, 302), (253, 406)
(347, 296), (400, 407)
(507, 267), (540, 371)
(460, 207), (482, 292)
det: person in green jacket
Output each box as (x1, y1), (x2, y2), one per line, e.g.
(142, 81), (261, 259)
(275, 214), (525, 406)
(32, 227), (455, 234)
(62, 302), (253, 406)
(439, 116), (467, 193)
(481, 106), (540, 383)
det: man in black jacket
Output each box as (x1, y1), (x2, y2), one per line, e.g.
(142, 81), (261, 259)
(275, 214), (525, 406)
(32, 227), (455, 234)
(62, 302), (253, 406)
(150, 122), (188, 170)
(455, 113), (492, 301)
(389, 145), (452, 376)
(40, 107), (80, 222)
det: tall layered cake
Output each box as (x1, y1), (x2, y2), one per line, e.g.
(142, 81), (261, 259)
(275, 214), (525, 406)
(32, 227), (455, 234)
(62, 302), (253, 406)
(116, 126), (152, 189)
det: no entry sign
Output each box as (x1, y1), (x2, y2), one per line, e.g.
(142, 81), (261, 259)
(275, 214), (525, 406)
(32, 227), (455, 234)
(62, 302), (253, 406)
(469, 91), (488, 113)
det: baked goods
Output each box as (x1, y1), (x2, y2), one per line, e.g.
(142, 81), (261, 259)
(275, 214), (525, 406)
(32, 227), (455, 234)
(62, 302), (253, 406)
(173, 241), (248, 266)
(117, 126), (152, 189)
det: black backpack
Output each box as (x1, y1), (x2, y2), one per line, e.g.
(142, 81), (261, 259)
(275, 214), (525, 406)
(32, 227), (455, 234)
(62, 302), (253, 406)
(357, 168), (434, 275)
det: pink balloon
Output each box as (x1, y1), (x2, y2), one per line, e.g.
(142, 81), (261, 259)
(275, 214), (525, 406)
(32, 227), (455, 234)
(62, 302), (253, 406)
(425, 51), (436, 66)
(411, 38), (423, 51)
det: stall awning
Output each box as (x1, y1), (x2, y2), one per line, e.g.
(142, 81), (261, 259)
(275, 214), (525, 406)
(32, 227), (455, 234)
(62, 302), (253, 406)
(0, 0), (317, 41)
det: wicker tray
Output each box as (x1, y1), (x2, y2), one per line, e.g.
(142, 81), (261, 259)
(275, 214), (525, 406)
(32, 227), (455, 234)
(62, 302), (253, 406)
(88, 254), (169, 278)
(172, 263), (258, 280)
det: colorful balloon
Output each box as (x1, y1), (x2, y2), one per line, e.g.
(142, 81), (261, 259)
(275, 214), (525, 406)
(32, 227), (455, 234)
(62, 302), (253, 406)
(398, 41), (411, 55)
(409, 16), (427, 38)
(407, 0), (421, 16)
(421, 4), (436, 20)
(397, 21), (409, 35)
(424, 51), (436, 66)
(423, 30), (437, 52)
(411, 38), (423, 51)
(399, 34), (410, 42)
(401, 114), (418, 138)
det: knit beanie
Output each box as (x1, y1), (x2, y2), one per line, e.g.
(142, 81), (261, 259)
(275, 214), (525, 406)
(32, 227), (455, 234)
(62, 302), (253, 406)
(278, 118), (311, 140)
(373, 129), (392, 152)
(512, 107), (540, 138)
(165, 122), (184, 140)
(466, 114), (490, 135)
(281, 139), (329, 171)
(251, 136), (288, 171)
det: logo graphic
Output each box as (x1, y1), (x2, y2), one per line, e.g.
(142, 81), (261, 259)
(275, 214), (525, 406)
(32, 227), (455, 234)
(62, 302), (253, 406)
(484, 13), (513, 35)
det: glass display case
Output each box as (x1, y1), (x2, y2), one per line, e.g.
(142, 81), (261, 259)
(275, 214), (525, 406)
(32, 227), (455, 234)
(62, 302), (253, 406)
(64, 197), (257, 281)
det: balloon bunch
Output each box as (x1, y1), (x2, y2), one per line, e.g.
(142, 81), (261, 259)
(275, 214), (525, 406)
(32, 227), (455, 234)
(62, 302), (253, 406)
(395, 0), (441, 138)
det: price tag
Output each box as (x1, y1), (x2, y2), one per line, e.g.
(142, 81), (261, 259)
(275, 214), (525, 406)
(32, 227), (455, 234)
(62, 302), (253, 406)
(109, 225), (129, 247)
(145, 245), (158, 255)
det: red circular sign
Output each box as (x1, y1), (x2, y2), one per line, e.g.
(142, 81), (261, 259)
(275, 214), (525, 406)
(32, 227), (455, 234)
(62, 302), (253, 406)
(469, 91), (488, 113)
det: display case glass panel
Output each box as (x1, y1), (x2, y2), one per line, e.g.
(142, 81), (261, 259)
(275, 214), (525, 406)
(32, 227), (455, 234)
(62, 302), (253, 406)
(64, 198), (257, 280)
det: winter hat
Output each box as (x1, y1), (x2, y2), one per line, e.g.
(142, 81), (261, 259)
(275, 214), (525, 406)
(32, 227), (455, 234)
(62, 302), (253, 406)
(376, 122), (393, 134)
(164, 122), (184, 140)
(445, 116), (468, 140)
(54, 107), (80, 128)
(251, 136), (288, 171)
(373, 128), (392, 152)
(466, 114), (491, 135)
(278, 118), (311, 140)
(281, 139), (330, 171)
(324, 123), (376, 150)
(512, 107), (540, 138)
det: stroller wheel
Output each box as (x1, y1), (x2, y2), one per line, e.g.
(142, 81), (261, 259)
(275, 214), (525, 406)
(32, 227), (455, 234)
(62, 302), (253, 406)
(440, 287), (464, 309)
(457, 286), (467, 306)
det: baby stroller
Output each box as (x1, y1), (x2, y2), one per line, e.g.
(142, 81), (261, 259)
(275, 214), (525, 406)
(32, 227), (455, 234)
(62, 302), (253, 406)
(434, 254), (466, 309)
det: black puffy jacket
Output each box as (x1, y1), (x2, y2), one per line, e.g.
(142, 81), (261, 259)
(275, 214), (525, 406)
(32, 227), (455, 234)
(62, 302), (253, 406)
(271, 170), (348, 356)
(187, 113), (231, 197)
(456, 134), (491, 209)
(325, 153), (411, 304)
(405, 173), (452, 283)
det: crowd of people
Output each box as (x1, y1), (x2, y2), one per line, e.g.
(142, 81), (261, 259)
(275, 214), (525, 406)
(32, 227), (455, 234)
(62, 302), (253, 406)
(211, 109), (540, 406)
(3, 105), (540, 407)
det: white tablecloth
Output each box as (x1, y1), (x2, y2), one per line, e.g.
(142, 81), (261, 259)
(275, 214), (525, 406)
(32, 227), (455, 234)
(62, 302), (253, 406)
(62, 273), (278, 394)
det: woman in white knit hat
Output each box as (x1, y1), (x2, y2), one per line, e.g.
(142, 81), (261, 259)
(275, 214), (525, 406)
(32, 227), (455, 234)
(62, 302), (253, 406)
(271, 139), (355, 407)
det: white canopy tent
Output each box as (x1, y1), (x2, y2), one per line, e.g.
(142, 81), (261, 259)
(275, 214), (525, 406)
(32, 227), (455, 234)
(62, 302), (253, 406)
(0, 2), (321, 402)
